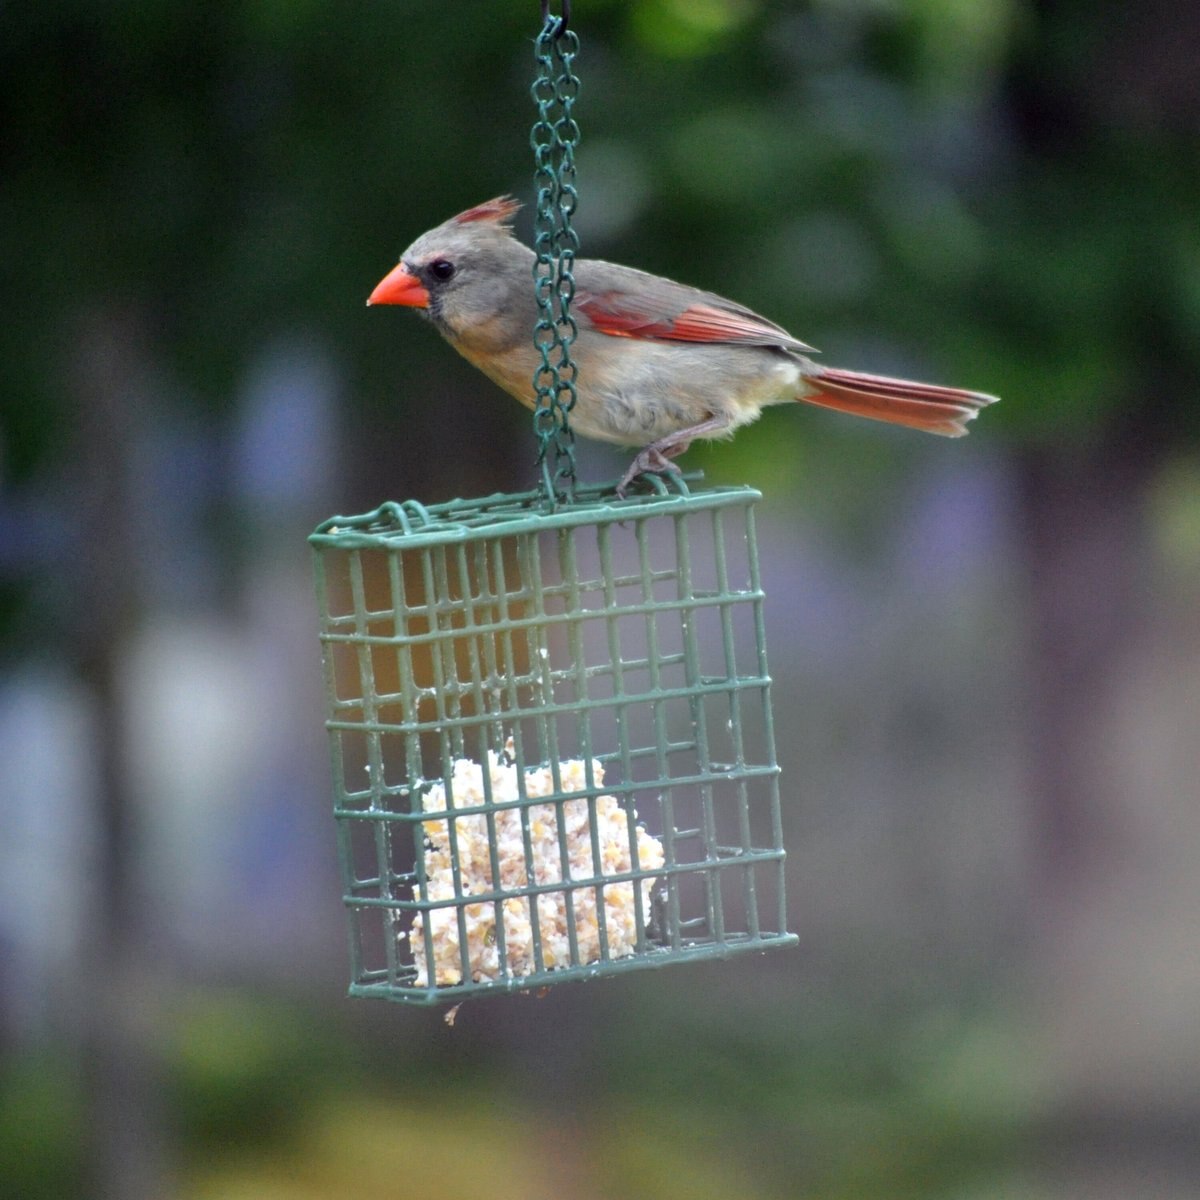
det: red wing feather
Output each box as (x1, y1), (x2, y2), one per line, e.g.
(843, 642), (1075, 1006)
(575, 291), (813, 352)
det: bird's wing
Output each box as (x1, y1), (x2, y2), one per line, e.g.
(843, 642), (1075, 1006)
(573, 261), (816, 354)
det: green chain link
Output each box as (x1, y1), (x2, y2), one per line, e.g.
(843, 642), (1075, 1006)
(531, 5), (581, 503)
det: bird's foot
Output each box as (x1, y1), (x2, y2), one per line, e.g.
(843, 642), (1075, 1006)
(616, 445), (684, 499)
(614, 416), (730, 499)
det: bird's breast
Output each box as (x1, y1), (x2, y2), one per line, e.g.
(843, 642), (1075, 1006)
(568, 339), (804, 446)
(444, 322), (805, 448)
(454, 343), (533, 402)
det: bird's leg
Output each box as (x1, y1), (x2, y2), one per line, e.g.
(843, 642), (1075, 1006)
(617, 415), (731, 497)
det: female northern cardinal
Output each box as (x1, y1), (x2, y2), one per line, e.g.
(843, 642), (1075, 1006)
(368, 197), (998, 493)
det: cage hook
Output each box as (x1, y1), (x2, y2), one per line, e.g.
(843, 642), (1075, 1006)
(540, 0), (570, 36)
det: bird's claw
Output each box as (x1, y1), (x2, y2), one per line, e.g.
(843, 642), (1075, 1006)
(616, 446), (682, 499)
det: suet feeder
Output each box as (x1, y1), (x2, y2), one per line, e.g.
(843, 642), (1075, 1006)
(311, 3), (795, 1004)
(311, 478), (795, 1004)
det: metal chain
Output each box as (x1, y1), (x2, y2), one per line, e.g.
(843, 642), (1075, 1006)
(531, 5), (580, 503)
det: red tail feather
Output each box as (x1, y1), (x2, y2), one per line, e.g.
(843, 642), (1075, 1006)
(802, 367), (997, 438)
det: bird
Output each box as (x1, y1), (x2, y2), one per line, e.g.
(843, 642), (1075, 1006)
(367, 196), (998, 495)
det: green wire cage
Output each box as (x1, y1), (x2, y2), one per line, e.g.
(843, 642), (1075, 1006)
(310, 477), (796, 1004)
(311, 5), (794, 1004)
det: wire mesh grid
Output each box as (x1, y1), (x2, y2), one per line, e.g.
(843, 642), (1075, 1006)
(310, 479), (796, 1004)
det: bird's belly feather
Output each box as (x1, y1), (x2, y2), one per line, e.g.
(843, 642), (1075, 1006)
(450, 334), (803, 448)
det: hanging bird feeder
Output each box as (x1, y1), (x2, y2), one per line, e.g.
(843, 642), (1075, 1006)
(311, 3), (796, 1004)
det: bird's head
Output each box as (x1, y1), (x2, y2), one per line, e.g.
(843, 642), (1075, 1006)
(367, 197), (532, 341)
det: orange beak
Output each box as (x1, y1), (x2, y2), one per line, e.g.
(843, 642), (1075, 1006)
(367, 262), (430, 308)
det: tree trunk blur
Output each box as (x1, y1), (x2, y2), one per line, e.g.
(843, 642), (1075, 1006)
(1008, 0), (1198, 896)
(70, 307), (173, 1199)
(1016, 433), (1160, 889)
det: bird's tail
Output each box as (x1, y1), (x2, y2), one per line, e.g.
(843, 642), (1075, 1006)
(800, 366), (998, 437)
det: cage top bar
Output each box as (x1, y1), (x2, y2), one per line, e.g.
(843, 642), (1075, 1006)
(309, 475), (763, 551)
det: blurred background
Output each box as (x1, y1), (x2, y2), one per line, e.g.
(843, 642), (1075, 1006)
(3, 1), (1199, 1196)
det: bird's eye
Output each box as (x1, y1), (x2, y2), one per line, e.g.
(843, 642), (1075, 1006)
(429, 259), (456, 281)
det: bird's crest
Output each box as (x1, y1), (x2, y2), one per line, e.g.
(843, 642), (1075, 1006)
(451, 196), (522, 228)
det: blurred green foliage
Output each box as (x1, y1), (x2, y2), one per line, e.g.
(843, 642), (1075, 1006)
(171, 991), (344, 1153)
(4, 0), (1197, 496)
(3, 2), (1199, 1196)
(0, 1050), (83, 1200)
(0, 988), (1034, 1200)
